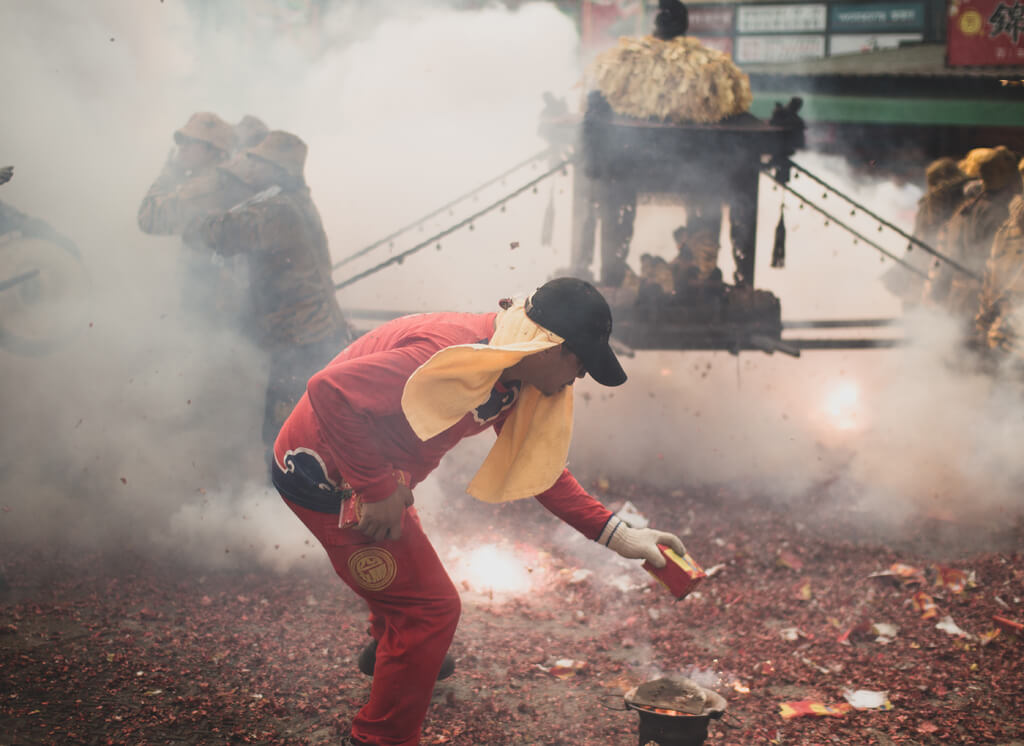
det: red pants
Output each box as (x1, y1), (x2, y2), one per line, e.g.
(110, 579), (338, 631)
(281, 498), (460, 746)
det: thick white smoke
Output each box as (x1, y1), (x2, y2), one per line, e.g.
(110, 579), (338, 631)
(0, 1), (584, 569)
(1, 1), (1018, 574)
(569, 153), (1024, 548)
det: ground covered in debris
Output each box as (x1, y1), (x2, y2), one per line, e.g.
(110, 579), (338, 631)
(1, 477), (1022, 745)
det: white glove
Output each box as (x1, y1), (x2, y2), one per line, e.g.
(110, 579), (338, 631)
(597, 516), (687, 568)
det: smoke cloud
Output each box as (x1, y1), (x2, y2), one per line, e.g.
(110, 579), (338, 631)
(0, 0), (584, 570)
(569, 153), (1024, 552)
(1, 1), (1019, 577)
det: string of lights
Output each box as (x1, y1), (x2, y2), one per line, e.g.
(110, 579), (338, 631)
(331, 147), (560, 270)
(785, 159), (980, 280)
(334, 157), (573, 291)
(765, 169), (928, 277)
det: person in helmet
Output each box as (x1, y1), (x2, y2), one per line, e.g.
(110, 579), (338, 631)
(976, 185), (1024, 355)
(137, 112), (239, 236)
(883, 158), (969, 307)
(924, 146), (1023, 318)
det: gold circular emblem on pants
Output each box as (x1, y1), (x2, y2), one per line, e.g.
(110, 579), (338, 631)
(348, 547), (397, 591)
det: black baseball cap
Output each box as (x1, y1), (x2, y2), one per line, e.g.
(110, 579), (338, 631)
(525, 277), (627, 387)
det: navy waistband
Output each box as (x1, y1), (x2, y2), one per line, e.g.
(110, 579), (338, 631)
(271, 462), (353, 514)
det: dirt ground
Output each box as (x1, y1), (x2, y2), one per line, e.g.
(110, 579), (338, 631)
(1, 476), (1022, 745)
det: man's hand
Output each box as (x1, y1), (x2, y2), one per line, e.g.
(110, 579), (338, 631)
(601, 517), (687, 568)
(358, 484), (414, 541)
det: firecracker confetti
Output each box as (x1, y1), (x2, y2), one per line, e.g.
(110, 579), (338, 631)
(2, 475), (1022, 745)
(778, 699), (854, 720)
(912, 589), (939, 619)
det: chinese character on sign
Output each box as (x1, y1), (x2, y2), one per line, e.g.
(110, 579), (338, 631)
(989, 1), (1024, 43)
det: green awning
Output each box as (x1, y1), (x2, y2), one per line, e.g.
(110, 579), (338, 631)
(751, 93), (1024, 127)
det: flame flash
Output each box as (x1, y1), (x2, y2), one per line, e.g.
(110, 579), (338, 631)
(822, 379), (861, 432)
(449, 543), (535, 596)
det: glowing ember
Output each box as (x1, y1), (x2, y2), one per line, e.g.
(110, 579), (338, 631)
(449, 543), (535, 595)
(821, 379), (861, 431)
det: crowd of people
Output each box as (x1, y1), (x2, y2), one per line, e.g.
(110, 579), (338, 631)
(888, 146), (1024, 361)
(135, 112), (688, 746)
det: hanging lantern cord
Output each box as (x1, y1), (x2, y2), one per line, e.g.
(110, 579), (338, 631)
(335, 156), (573, 291)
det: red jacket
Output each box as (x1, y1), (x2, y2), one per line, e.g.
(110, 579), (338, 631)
(273, 311), (612, 539)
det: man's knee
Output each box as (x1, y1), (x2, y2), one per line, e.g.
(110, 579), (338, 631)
(431, 584), (462, 634)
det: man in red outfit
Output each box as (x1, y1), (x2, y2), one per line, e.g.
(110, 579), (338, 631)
(272, 277), (687, 746)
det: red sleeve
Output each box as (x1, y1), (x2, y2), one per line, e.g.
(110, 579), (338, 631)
(533, 469), (614, 540)
(305, 339), (438, 503)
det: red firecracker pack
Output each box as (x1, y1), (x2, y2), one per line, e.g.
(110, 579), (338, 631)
(338, 470), (411, 529)
(643, 545), (707, 599)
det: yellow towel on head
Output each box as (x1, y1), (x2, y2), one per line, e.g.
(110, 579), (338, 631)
(401, 302), (574, 503)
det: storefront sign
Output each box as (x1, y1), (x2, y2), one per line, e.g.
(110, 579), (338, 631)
(735, 34), (827, 63)
(737, 4), (827, 33)
(829, 2), (925, 32)
(948, 0), (1024, 65)
(828, 32), (923, 54)
(687, 5), (736, 34)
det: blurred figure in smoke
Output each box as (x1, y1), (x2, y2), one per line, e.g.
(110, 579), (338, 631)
(0, 165), (78, 252)
(270, 277), (687, 746)
(234, 114), (270, 150)
(639, 253), (675, 293)
(686, 212), (724, 287)
(882, 157), (968, 309)
(958, 147), (993, 200)
(185, 130), (351, 449)
(976, 187), (1024, 358)
(138, 112), (237, 235)
(137, 111), (254, 331)
(924, 146), (1022, 323)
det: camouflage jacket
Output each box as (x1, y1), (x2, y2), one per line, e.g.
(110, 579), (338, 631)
(912, 180), (970, 251)
(984, 196), (1024, 300)
(190, 189), (347, 349)
(927, 188), (1016, 304)
(945, 189), (1016, 275)
(137, 163), (245, 236)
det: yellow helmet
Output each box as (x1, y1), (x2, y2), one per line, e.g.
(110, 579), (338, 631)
(958, 147), (994, 179)
(924, 158), (966, 190)
(978, 146), (1020, 192)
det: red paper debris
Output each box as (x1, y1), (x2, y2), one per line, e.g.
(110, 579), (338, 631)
(1, 476), (1021, 745)
(778, 699), (853, 720)
(912, 590), (939, 620)
(933, 565), (971, 594)
(776, 550), (804, 571)
(993, 615), (1023, 637)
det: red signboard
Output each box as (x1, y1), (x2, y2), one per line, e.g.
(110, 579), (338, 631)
(581, 0), (645, 53)
(948, 0), (1024, 66)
